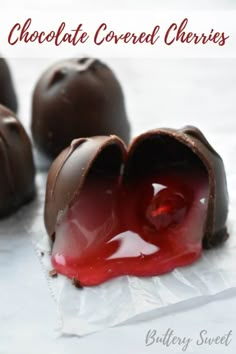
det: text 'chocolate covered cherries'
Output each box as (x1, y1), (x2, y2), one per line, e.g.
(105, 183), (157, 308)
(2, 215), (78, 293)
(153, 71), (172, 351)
(0, 58), (17, 112)
(32, 58), (130, 159)
(45, 127), (228, 286)
(0, 105), (35, 217)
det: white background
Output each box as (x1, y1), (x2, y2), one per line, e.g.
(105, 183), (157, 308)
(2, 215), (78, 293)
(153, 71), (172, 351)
(1, 1), (236, 353)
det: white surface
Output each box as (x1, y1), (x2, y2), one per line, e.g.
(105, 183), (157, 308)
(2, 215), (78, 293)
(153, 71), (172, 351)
(1, 1), (236, 353)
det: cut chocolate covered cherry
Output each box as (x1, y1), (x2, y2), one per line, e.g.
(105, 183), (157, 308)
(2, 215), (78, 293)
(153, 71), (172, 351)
(45, 127), (228, 286)
(0, 105), (35, 217)
(31, 57), (130, 159)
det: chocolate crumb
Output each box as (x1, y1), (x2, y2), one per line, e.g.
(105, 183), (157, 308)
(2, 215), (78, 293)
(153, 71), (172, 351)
(49, 269), (58, 277)
(72, 277), (83, 289)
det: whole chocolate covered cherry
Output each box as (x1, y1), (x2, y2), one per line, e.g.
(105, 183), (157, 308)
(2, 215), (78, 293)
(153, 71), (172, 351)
(31, 58), (130, 159)
(0, 105), (35, 217)
(0, 58), (17, 112)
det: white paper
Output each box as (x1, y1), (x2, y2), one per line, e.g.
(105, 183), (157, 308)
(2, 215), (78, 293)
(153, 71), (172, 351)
(31, 159), (236, 336)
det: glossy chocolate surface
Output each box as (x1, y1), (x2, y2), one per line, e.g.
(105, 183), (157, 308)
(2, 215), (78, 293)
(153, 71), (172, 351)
(32, 58), (130, 159)
(0, 58), (17, 112)
(0, 105), (35, 217)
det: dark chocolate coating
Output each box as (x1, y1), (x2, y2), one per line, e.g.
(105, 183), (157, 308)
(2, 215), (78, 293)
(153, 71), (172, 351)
(32, 58), (130, 159)
(0, 58), (17, 112)
(0, 105), (35, 217)
(45, 126), (228, 249)
(44, 135), (126, 239)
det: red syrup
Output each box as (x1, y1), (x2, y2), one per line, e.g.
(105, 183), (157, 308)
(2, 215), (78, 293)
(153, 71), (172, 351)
(52, 167), (209, 286)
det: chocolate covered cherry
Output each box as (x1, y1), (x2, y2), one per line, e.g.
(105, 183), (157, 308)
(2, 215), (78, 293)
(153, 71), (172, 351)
(0, 105), (35, 217)
(32, 57), (130, 159)
(0, 58), (17, 112)
(45, 127), (228, 286)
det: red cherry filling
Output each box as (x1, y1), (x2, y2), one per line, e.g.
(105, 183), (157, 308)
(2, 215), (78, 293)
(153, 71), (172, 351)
(52, 166), (209, 286)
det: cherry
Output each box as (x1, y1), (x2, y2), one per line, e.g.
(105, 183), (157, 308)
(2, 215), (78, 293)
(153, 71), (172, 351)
(146, 185), (191, 231)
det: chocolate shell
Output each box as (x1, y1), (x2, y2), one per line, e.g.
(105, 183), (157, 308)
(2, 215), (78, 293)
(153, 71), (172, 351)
(0, 58), (17, 112)
(45, 126), (228, 249)
(45, 135), (126, 240)
(32, 58), (130, 159)
(0, 105), (35, 217)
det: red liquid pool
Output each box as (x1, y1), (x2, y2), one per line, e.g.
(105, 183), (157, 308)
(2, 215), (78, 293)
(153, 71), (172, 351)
(52, 167), (209, 286)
